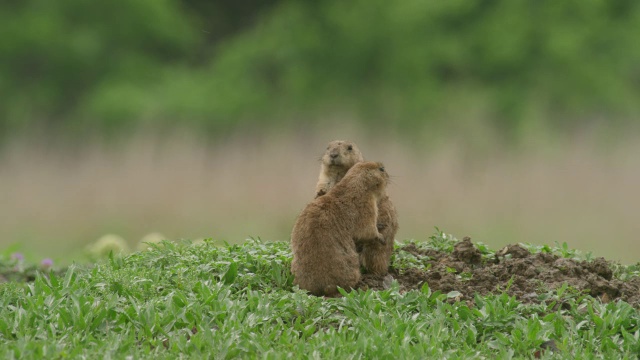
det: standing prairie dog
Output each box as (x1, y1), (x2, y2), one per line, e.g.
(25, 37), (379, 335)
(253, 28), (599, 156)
(291, 162), (389, 296)
(315, 140), (364, 198)
(315, 140), (398, 276)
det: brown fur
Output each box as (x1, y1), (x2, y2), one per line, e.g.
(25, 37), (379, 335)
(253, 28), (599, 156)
(291, 162), (389, 296)
(356, 194), (398, 275)
(314, 140), (364, 198)
(316, 140), (399, 276)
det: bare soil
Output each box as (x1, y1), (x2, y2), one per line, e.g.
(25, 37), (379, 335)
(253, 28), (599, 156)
(358, 237), (640, 306)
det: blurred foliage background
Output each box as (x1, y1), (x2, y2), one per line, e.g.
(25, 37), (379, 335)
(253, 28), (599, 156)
(1, 0), (639, 263)
(3, 0), (640, 141)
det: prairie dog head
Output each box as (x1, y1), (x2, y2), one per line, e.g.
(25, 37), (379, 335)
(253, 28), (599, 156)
(346, 161), (389, 194)
(321, 140), (364, 169)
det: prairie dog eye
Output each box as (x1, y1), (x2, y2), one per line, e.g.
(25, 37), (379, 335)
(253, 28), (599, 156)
(379, 167), (385, 172)
(347, 145), (353, 151)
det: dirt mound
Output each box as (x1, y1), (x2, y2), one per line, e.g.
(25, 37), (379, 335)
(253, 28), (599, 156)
(358, 237), (640, 306)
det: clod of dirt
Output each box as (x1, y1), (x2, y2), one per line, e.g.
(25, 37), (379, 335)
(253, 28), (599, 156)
(358, 238), (640, 307)
(583, 257), (613, 280)
(496, 244), (530, 259)
(452, 236), (482, 265)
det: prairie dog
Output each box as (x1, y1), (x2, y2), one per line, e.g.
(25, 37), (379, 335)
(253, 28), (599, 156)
(315, 140), (364, 197)
(291, 162), (389, 296)
(357, 194), (398, 275)
(315, 140), (399, 276)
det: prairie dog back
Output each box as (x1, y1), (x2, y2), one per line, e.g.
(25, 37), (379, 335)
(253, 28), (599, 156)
(291, 161), (389, 296)
(314, 140), (399, 276)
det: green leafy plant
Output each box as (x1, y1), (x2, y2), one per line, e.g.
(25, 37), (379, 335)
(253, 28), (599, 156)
(1, 235), (639, 358)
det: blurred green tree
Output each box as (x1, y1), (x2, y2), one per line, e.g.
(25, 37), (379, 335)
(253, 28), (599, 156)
(1, 0), (639, 140)
(0, 0), (198, 136)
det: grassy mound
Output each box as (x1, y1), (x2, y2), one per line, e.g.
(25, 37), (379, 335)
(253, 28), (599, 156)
(1, 234), (639, 358)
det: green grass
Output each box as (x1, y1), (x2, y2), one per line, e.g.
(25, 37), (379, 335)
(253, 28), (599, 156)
(1, 236), (640, 359)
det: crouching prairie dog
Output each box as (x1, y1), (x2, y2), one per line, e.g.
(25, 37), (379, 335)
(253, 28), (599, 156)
(291, 161), (389, 296)
(315, 140), (398, 276)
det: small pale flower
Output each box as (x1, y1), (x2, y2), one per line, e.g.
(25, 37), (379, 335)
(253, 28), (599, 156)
(11, 252), (24, 262)
(88, 234), (130, 257)
(41, 258), (54, 269)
